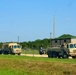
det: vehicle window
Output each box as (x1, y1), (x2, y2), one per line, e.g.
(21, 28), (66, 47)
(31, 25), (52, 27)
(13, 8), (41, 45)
(13, 45), (17, 48)
(13, 45), (20, 48)
(70, 44), (74, 48)
(17, 45), (20, 48)
(74, 44), (76, 48)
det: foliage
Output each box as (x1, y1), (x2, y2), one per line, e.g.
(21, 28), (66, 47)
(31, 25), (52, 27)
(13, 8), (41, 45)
(20, 38), (50, 49)
(58, 34), (76, 39)
(0, 34), (76, 50)
(20, 34), (76, 49)
(0, 42), (3, 49)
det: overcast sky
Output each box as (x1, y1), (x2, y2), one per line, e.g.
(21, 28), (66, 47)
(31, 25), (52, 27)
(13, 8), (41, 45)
(0, 0), (76, 42)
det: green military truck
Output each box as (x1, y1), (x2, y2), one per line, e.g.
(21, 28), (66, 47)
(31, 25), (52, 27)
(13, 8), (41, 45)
(1, 43), (22, 55)
(47, 43), (76, 58)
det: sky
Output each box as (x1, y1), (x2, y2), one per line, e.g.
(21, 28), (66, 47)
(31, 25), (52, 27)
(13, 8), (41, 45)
(0, 0), (76, 42)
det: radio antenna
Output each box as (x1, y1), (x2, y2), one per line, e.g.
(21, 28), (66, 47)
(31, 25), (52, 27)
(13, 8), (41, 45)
(53, 15), (56, 38)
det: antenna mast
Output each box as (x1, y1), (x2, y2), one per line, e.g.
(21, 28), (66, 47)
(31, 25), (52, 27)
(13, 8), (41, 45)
(53, 15), (56, 38)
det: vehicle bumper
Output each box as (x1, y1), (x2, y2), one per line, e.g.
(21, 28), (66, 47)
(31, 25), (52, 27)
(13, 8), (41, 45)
(69, 53), (76, 56)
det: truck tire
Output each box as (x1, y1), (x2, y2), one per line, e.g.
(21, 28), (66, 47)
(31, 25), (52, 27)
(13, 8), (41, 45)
(0, 50), (2, 54)
(48, 51), (58, 58)
(72, 56), (76, 59)
(62, 54), (68, 58)
(11, 53), (15, 55)
(61, 50), (69, 58)
(18, 53), (21, 55)
(58, 55), (61, 58)
(48, 54), (51, 58)
(57, 53), (61, 58)
(52, 51), (57, 58)
(48, 54), (53, 58)
(3, 51), (9, 54)
(48, 51), (52, 58)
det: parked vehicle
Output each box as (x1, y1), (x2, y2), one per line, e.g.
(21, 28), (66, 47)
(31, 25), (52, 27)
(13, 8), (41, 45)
(47, 43), (76, 58)
(1, 43), (22, 55)
(39, 49), (44, 55)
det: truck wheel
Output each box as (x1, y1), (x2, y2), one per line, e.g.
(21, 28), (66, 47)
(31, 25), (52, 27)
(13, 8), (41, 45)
(18, 53), (21, 55)
(4, 51), (9, 54)
(72, 56), (76, 59)
(0, 50), (2, 54)
(48, 55), (51, 58)
(62, 54), (68, 58)
(47, 51), (53, 58)
(11, 53), (15, 55)
(58, 55), (61, 58)
(48, 54), (52, 58)
(57, 53), (61, 58)
(52, 51), (57, 58)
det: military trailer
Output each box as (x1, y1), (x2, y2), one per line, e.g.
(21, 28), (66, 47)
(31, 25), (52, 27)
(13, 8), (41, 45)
(47, 37), (76, 58)
(2, 43), (22, 55)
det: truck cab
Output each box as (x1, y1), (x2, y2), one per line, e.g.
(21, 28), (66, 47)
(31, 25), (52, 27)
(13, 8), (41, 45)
(66, 43), (76, 58)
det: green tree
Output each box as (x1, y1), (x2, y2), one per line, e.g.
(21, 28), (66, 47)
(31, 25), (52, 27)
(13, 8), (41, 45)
(0, 42), (3, 49)
(58, 34), (76, 38)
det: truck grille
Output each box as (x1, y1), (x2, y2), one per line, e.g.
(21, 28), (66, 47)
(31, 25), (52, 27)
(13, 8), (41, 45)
(73, 50), (76, 53)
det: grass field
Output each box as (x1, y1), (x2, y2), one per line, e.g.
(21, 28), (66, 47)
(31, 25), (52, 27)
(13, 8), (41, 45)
(21, 49), (47, 54)
(0, 55), (76, 75)
(22, 49), (39, 54)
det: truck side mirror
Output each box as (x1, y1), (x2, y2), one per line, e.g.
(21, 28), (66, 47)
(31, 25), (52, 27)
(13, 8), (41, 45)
(67, 45), (68, 48)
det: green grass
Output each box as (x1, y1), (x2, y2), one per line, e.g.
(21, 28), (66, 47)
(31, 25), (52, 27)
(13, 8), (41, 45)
(0, 55), (76, 75)
(21, 49), (39, 54)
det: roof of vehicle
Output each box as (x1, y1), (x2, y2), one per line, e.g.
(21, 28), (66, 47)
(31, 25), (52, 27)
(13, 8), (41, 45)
(3, 42), (18, 45)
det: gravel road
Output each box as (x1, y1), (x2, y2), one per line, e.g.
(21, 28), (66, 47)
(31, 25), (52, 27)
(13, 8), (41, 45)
(21, 54), (48, 57)
(21, 54), (72, 59)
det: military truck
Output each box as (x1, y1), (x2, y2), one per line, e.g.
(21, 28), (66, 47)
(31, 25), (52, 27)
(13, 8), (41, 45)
(2, 43), (22, 55)
(47, 43), (76, 58)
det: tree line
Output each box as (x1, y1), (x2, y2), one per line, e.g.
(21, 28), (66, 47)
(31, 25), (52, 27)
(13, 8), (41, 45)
(20, 34), (76, 49)
(20, 38), (50, 49)
(0, 39), (50, 49)
(0, 34), (75, 49)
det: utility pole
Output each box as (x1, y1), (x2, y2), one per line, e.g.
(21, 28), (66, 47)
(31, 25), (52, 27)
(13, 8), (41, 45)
(50, 33), (52, 47)
(53, 15), (55, 38)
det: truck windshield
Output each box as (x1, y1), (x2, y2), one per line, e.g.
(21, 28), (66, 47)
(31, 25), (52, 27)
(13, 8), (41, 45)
(74, 44), (76, 48)
(70, 44), (74, 48)
(13, 45), (20, 48)
(17, 45), (20, 48)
